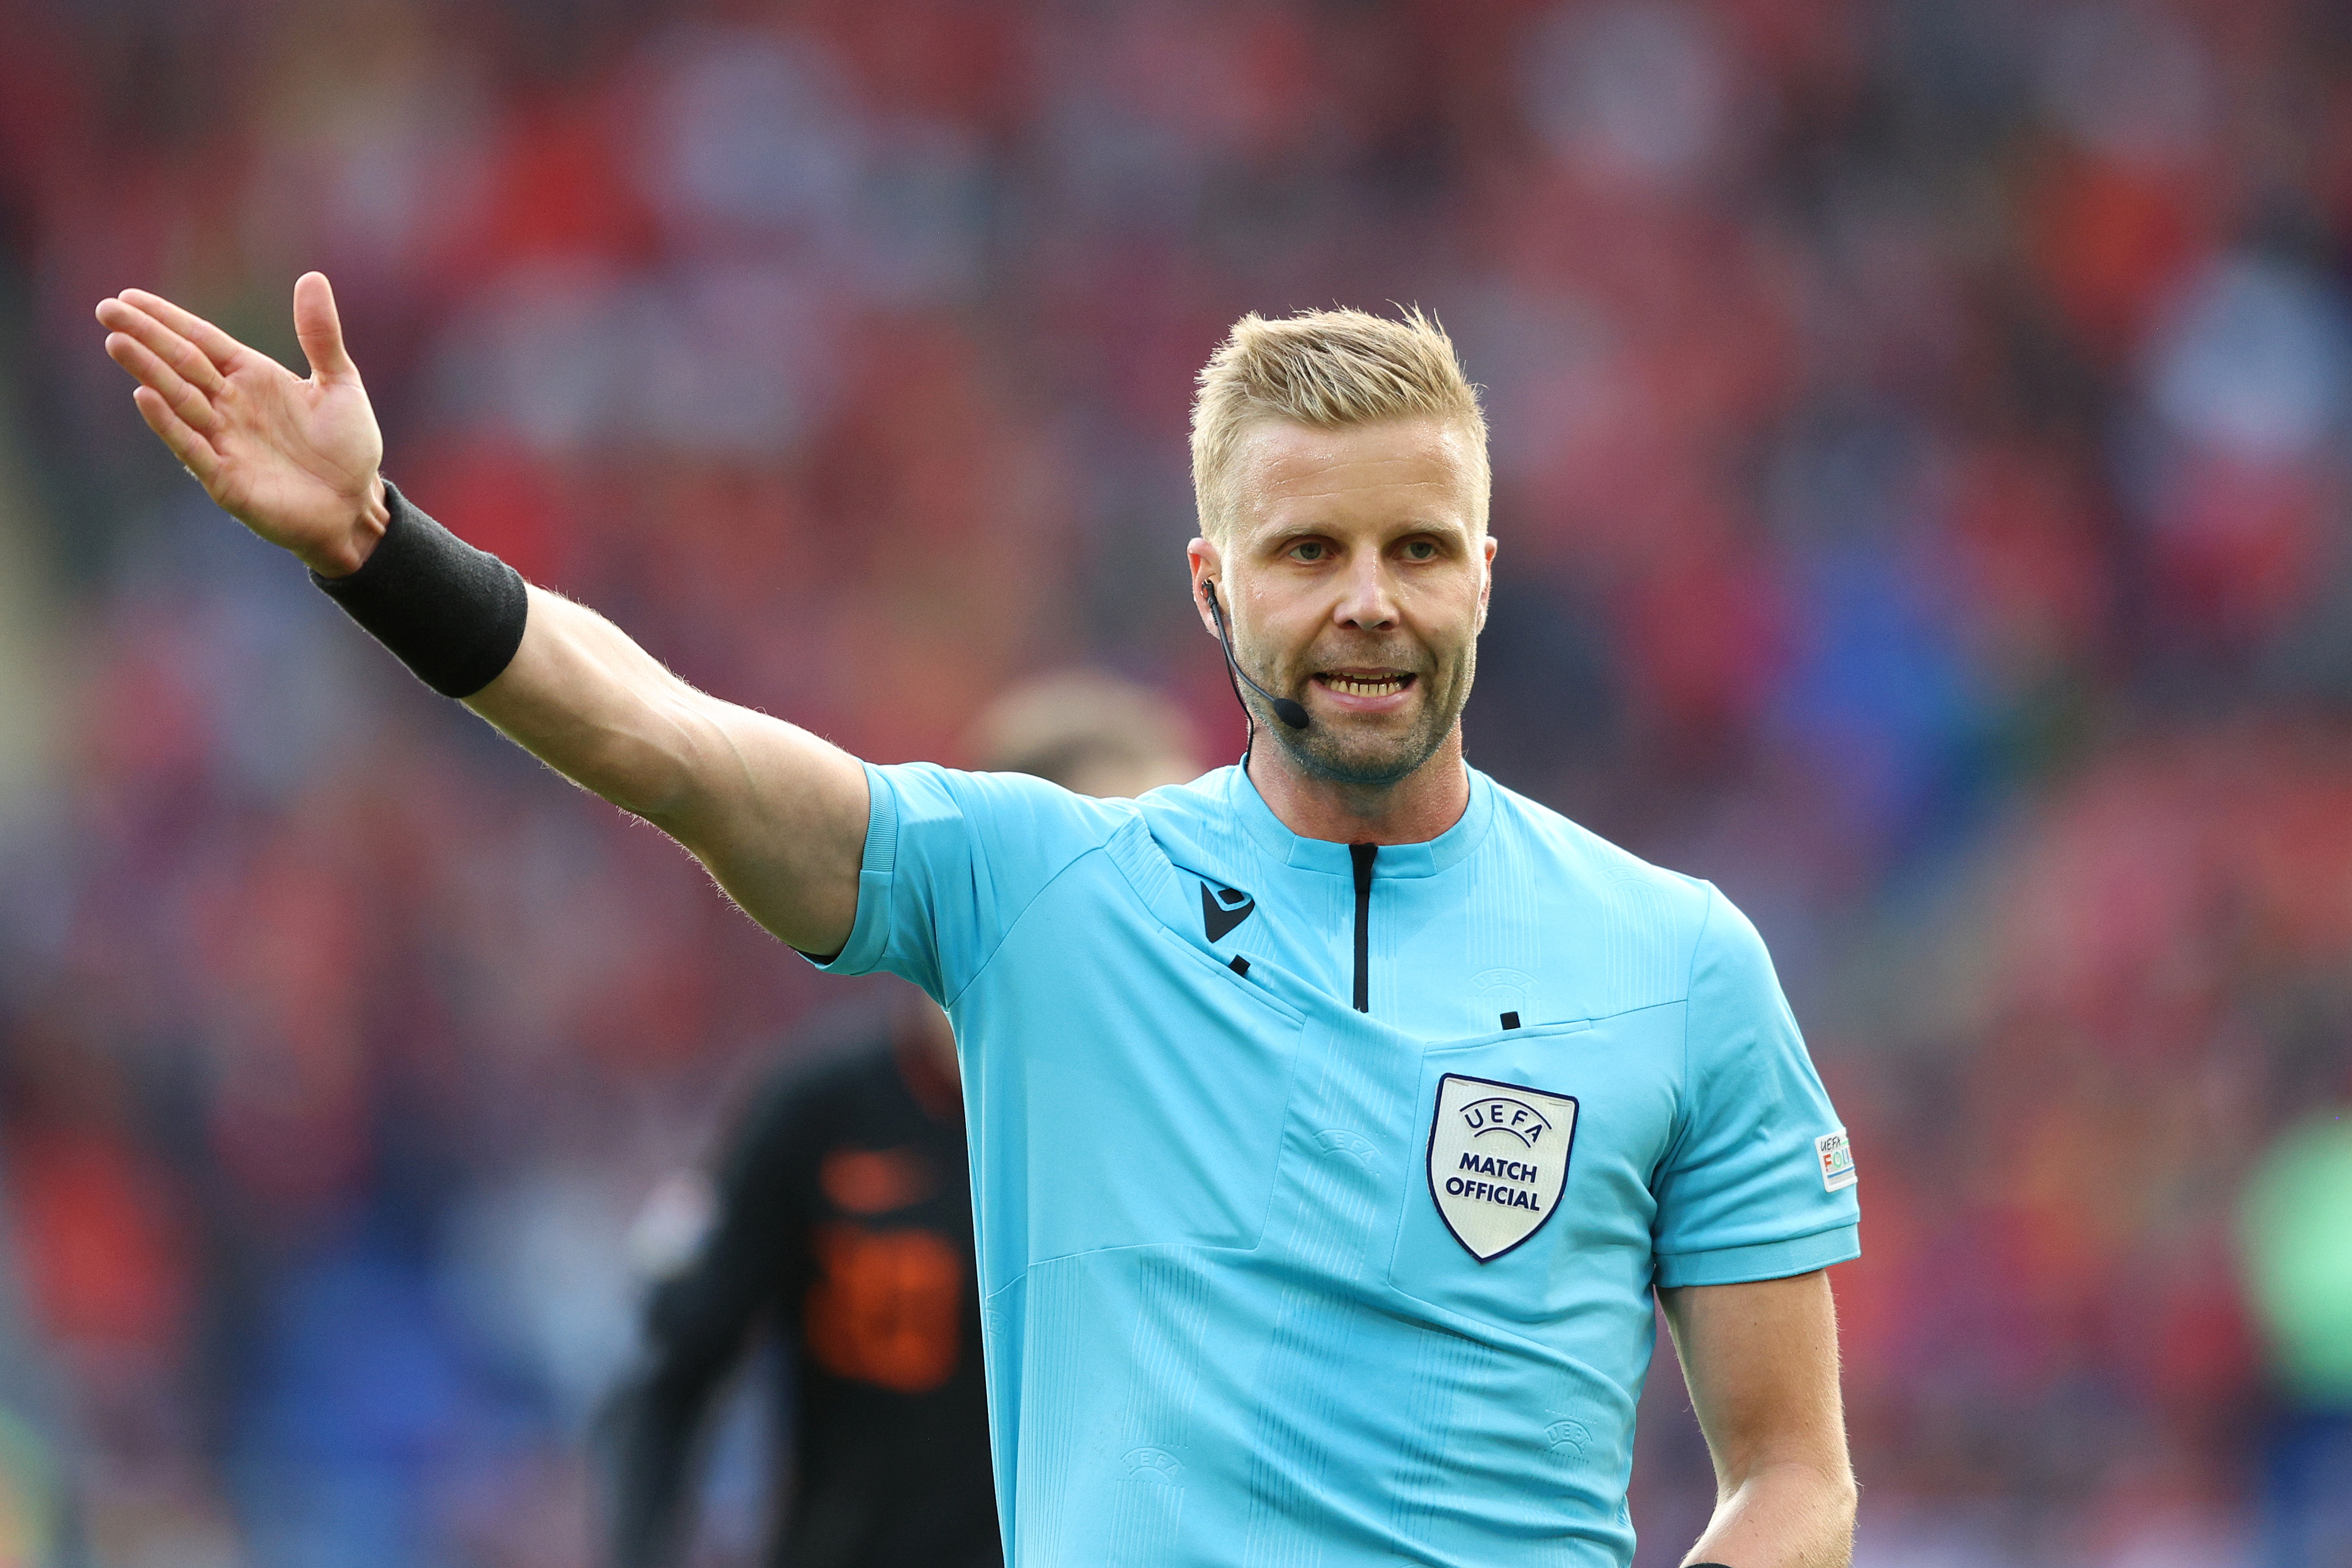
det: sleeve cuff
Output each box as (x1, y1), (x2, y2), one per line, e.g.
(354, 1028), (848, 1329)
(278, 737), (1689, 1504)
(801, 761), (899, 977)
(1653, 1223), (1860, 1289)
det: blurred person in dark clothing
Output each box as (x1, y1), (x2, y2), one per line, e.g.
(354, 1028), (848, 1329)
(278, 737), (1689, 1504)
(601, 673), (1199, 1568)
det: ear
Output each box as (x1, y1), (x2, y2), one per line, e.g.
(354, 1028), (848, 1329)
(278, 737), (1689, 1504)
(1187, 537), (1224, 638)
(1475, 533), (1498, 633)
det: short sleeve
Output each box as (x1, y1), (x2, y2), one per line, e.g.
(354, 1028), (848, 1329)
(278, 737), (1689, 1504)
(810, 761), (1121, 1006)
(1650, 887), (1861, 1288)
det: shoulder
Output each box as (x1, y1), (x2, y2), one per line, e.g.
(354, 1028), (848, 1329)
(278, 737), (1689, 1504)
(1482, 774), (1714, 915)
(869, 760), (1143, 863)
(1475, 773), (1759, 1006)
(874, 759), (1134, 829)
(1130, 763), (1245, 863)
(1130, 765), (1234, 827)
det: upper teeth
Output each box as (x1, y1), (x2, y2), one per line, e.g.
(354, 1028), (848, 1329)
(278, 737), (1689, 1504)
(1328, 675), (1404, 697)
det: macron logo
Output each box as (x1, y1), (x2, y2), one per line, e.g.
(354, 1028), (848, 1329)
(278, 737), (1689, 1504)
(1201, 882), (1255, 942)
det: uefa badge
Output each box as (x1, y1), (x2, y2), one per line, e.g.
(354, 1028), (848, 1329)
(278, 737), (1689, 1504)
(1426, 1073), (1579, 1262)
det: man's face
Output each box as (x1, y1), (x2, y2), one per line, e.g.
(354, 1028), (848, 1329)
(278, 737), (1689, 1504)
(1189, 415), (1494, 789)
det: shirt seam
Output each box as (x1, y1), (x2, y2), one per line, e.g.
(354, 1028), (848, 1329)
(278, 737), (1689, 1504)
(1667, 883), (1722, 1175)
(1579, 994), (1686, 1029)
(938, 839), (1113, 1011)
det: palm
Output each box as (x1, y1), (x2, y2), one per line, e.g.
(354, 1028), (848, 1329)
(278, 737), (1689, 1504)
(205, 343), (381, 542)
(97, 273), (386, 571)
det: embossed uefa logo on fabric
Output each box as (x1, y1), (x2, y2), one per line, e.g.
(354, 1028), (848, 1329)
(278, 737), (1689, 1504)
(1426, 1073), (1579, 1262)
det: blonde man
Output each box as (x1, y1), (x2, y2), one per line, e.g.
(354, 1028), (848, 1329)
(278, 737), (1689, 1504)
(98, 279), (1859, 1568)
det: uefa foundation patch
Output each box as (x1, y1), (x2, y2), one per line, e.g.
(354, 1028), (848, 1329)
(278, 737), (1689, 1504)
(1427, 1074), (1578, 1262)
(1815, 1128), (1856, 1192)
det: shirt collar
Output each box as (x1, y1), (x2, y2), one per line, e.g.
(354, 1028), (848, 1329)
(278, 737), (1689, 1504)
(1225, 758), (1495, 879)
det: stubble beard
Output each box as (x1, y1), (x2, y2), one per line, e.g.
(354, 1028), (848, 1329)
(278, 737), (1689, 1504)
(1256, 641), (1477, 790)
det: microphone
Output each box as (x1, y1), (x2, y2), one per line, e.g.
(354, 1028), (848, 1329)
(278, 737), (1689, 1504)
(1203, 582), (1310, 730)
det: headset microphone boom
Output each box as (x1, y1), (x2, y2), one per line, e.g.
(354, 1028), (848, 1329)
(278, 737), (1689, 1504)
(1203, 582), (1311, 731)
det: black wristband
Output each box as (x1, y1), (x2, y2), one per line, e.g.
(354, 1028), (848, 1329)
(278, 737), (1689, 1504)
(312, 481), (529, 699)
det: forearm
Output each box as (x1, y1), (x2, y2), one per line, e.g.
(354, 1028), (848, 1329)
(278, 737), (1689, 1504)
(461, 587), (867, 951)
(1683, 1458), (1857, 1568)
(605, 1190), (789, 1568)
(603, 1373), (709, 1568)
(301, 478), (862, 947)
(464, 586), (723, 823)
(1660, 1273), (1857, 1568)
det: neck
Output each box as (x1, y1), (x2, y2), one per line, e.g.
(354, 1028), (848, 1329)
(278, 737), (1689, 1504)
(1246, 726), (1473, 845)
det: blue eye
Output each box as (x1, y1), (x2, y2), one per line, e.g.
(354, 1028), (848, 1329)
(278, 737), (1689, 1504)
(1402, 541), (1438, 561)
(1291, 542), (1328, 562)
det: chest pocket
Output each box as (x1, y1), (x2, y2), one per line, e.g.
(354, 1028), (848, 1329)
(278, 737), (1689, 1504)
(985, 907), (1310, 1265)
(1383, 1007), (1683, 1344)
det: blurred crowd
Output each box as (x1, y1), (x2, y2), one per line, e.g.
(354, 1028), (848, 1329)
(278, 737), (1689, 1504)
(3, 0), (2351, 1564)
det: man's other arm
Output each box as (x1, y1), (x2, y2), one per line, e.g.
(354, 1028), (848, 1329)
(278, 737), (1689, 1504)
(96, 273), (865, 954)
(604, 1074), (813, 1568)
(1657, 1268), (1857, 1568)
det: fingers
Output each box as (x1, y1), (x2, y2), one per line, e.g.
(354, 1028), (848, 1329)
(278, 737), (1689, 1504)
(291, 271), (361, 386)
(97, 294), (226, 475)
(103, 327), (218, 433)
(131, 385), (222, 489)
(96, 298), (228, 396)
(114, 289), (247, 376)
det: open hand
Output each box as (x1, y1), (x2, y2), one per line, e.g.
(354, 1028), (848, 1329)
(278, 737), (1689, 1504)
(97, 272), (388, 577)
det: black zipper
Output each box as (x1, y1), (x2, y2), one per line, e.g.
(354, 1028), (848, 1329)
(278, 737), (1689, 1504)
(1350, 842), (1376, 1013)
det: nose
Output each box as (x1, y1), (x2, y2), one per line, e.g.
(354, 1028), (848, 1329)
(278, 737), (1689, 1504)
(1332, 551), (1399, 632)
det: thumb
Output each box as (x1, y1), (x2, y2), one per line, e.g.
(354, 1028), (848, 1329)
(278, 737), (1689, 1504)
(292, 271), (361, 385)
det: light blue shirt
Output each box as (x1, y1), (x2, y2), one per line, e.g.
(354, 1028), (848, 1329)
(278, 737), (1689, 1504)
(819, 761), (1859, 1566)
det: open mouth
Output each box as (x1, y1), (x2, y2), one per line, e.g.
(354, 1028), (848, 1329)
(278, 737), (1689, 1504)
(1313, 671), (1417, 700)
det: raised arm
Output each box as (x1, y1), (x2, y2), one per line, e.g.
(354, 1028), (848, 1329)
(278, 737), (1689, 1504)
(1657, 1269), (1858, 1568)
(97, 273), (867, 954)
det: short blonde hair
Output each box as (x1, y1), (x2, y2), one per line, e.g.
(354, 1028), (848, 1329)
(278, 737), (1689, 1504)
(1189, 306), (1489, 539)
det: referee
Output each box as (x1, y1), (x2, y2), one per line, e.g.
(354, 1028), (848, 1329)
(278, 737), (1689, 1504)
(603, 674), (1201, 1568)
(99, 277), (1862, 1567)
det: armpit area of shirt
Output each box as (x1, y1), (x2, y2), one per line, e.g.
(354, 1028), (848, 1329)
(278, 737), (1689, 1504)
(800, 761), (905, 978)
